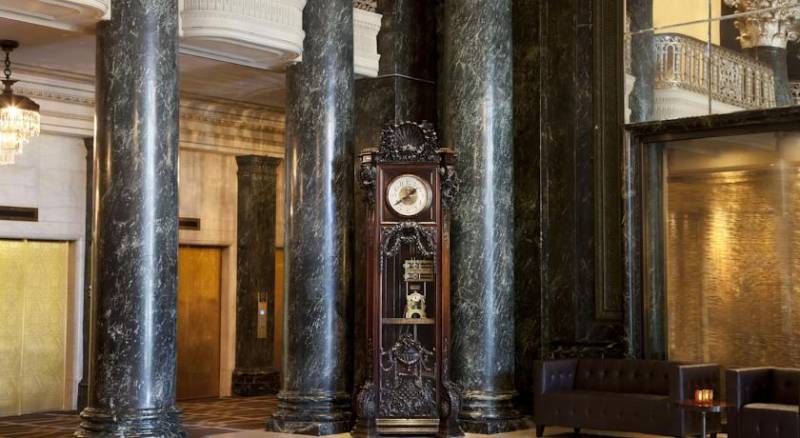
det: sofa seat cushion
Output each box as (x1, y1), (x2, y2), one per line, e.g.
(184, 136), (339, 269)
(740, 403), (799, 438)
(539, 390), (674, 434)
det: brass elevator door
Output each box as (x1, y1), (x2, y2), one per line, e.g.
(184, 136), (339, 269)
(177, 246), (222, 400)
(0, 240), (69, 416)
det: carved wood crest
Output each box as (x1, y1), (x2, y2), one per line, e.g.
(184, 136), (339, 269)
(358, 121), (459, 209)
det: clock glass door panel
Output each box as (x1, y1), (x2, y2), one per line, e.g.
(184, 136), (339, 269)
(379, 231), (438, 419)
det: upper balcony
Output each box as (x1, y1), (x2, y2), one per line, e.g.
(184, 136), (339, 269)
(626, 33), (777, 120)
(1, 0), (381, 77)
(179, 0), (306, 70)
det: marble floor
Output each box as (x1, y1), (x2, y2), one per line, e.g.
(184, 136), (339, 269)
(0, 396), (275, 437)
(0, 396), (727, 438)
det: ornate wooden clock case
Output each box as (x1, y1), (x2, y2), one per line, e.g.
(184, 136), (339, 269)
(353, 122), (463, 438)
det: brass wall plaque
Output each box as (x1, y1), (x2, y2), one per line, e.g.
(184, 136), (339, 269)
(257, 300), (268, 339)
(403, 259), (434, 282)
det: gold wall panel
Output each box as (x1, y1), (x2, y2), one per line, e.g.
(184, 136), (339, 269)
(0, 240), (68, 416)
(177, 246), (222, 400)
(667, 169), (800, 368)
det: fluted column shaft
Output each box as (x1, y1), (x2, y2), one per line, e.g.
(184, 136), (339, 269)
(77, 0), (182, 436)
(443, 0), (523, 434)
(266, 0), (355, 435)
(233, 156), (281, 396)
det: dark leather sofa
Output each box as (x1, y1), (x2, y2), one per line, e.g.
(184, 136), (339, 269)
(534, 359), (720, 437)
(726, 367), (800, 438)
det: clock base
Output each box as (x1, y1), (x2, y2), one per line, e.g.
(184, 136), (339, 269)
(267, 418), (353, 436)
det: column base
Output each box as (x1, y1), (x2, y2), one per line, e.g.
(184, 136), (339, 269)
(232, 368), (280, 396)
(75, 406), (185, 437)
(458, 391), (527, 434)
(266, 391), (352, 436)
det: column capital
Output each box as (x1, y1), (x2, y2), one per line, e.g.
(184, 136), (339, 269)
(724, 0), (800, 48)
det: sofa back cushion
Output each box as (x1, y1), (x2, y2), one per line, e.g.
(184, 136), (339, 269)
(772, 368), (800, 405)
(574, 359), (671, 395)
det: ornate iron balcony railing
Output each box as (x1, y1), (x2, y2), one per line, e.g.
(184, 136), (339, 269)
(625, 33), (777, 110)
(654, 33), (775, 109)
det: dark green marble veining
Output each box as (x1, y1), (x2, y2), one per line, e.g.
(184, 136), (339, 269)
(233, 156), (281, 396)
(77, 0), (182, 435)
(267, 0), (355, 435)
(443, 0), (524, 433)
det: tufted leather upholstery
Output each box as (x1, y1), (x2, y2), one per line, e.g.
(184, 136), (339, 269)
(574, 359), (671, 395)
(534, 359), (721, 437)
(726, 368), (800, 438)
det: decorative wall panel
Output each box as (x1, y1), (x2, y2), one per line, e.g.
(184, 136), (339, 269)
(666, 169), (800, 368)
(0, 240), (69, 416)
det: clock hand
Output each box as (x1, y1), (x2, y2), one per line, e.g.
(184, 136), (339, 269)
(394, 188), (418, 205)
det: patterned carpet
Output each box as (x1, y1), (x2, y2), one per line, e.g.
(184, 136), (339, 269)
(0, 396), (278, 437)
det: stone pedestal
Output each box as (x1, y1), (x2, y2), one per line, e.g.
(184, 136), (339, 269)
(443, 0), (524, 434)
(266, 0), (355, 435)
(232, 155), (281, 396)
(76, 0), (182, 435)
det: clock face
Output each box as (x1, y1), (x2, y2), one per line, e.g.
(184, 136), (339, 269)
(386, 174), (432, 217)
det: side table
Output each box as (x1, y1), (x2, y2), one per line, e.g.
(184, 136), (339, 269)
(674, 400), (732, 438)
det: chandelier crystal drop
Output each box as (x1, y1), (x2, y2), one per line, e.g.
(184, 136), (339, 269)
(0, 40), (40, 166)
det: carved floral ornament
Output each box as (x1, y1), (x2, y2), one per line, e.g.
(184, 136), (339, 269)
(724, 0), (800, 48)
(353, 0), (377, 12)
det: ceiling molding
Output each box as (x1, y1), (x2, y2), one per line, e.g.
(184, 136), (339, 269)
(0, 0), (108, 32)
(179, 0), (307, 70)
(354, 7), (381, 78)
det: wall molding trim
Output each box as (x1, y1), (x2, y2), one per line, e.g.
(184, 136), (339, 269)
(14, 65), (285, 156)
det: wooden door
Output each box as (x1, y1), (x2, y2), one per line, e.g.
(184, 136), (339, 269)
(177, 246), (222, 400)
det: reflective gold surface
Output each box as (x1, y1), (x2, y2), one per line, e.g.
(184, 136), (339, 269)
(667, 168), (800, 368)
(0, 240), (68, 416)
(177, 246), (222, 400)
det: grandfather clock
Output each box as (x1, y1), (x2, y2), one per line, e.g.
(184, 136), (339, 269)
(353, 122), (463, 438)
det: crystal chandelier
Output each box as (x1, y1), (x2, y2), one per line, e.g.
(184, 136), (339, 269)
(0, 40), (40, 166)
